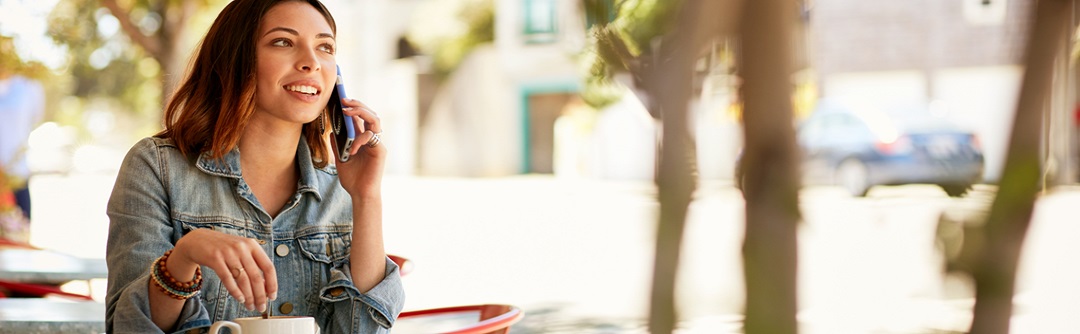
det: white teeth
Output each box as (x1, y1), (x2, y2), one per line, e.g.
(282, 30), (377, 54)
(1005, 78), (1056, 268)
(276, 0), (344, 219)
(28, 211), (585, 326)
(285, 85), (318, 95)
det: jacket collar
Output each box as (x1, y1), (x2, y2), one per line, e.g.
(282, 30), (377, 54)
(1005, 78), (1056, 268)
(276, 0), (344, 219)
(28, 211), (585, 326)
(195, 139), (324, 200)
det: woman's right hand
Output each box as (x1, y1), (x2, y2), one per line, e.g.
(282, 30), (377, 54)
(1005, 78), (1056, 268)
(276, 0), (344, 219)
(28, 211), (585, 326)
(169, 229), (278, 313)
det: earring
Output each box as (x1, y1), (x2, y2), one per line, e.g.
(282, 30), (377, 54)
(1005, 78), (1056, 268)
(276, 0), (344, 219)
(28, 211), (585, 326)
(317, 112), (326, 134)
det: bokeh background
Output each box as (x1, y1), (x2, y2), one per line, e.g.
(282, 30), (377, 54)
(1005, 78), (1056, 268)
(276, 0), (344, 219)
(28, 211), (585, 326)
(4, 0), (1080, 333)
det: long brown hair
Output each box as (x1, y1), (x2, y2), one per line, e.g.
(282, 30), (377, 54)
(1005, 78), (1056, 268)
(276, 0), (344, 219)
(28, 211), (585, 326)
(158, 0), (337, 168)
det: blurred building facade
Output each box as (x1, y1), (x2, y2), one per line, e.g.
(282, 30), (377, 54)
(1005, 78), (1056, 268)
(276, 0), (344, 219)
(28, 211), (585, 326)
(334, 0), (1080, 184)
(414, 0), (640, 178)
(332, 0), (660, 179)
(414, 0), (582, 177)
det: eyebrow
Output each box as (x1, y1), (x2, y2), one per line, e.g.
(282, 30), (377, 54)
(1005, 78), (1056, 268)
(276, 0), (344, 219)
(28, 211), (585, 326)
(263, 27), (335, 40)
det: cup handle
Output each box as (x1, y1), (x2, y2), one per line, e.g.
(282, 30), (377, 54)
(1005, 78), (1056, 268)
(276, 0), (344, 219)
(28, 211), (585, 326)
(209, 320), (241, 334)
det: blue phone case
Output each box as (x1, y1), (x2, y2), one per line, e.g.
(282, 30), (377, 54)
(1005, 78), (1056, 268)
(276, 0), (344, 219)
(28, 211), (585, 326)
(331, 65), (355, 162)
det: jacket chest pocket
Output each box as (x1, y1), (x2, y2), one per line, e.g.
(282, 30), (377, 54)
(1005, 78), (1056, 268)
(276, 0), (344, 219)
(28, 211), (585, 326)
(296, 233), (351, 265)
(268, 233), (351, 317)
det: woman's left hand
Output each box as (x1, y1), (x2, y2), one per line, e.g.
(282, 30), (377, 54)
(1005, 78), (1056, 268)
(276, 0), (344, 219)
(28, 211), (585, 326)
(332, 98), (385, 198)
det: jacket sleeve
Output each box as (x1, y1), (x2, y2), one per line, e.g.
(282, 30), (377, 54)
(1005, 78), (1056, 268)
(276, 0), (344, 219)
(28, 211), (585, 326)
(318, 256), (405, 333)
(105, 138), (211, 333)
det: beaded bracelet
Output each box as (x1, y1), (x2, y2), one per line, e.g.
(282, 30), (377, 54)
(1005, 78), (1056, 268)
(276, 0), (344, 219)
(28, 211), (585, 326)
(150, 249), (202, 300)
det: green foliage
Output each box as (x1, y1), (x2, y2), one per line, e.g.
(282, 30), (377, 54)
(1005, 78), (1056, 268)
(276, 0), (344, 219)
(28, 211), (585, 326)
(42, 0), (223, 143)
(579, 0), (681, 109)
(613, 0), (678, 56)
(0, 36), (50, 80)
(579, 46), (624, 108)
(22, 0), (223, 147)
(47, 0), (160, 120)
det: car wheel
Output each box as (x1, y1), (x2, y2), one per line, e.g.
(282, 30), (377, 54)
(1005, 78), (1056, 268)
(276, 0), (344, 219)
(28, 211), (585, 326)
(940, 184), (971, 197)
(836, 158), (870, 197)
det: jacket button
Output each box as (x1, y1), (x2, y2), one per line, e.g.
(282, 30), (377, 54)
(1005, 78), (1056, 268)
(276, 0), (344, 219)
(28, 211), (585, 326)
(329, 287), (344, 297)
(275, 244), (290, 257)
(279, 302), (294, 314)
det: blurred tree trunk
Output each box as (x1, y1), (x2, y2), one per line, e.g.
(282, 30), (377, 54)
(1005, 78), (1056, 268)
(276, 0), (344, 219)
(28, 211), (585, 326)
(739, 0), (801, 333)
(647, 0), (703, 331)
(968, 0), (1071, 333)
(100, 0), (200, 111)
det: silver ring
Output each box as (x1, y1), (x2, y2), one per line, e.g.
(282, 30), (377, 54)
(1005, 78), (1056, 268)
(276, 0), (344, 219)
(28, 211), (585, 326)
(366, 132), (382, 148)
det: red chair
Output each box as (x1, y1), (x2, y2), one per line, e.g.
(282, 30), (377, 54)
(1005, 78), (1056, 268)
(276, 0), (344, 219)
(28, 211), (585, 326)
(390, 255), (524, 333)
(398, 304), (524, 334)
(0, 238), (36, 250)
(0, 280), (94, 300)
(388, 254), (413, 277)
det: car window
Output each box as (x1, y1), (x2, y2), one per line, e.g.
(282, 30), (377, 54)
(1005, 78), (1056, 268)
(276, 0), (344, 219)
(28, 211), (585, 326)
(797, 115), (826, 145)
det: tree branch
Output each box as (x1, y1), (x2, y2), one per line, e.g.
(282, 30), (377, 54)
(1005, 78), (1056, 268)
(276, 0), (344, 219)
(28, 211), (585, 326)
(99, 0), (163, 58)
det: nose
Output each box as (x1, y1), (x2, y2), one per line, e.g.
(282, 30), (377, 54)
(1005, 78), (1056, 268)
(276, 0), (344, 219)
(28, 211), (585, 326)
(296, 50), (321, 72)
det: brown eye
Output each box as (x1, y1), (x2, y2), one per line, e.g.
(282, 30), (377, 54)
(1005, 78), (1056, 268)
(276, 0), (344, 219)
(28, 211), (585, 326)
(318, 43), (335, 54)
(271, 38), (292, 47)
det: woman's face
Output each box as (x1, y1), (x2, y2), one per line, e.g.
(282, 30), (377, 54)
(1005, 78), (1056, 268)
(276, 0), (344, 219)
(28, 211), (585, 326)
(254, 1), (336, 128)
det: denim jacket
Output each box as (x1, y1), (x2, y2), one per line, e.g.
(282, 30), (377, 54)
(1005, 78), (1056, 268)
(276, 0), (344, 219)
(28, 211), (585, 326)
(106, 137), (404, 333)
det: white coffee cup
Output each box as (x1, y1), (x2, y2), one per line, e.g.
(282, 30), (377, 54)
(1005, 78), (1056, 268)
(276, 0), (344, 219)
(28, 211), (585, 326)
(209, 316), (320, 334)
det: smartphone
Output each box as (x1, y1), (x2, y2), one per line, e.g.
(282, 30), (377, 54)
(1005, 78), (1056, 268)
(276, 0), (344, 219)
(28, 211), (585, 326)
(328, 65), (355, 162)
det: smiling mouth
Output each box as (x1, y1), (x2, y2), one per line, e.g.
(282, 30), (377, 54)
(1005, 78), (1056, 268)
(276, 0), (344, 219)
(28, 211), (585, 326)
(284, 85), (320, 96)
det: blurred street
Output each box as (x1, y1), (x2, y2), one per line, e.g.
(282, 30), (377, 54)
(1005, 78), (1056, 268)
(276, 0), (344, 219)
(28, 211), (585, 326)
(26, 172), (1080, 333)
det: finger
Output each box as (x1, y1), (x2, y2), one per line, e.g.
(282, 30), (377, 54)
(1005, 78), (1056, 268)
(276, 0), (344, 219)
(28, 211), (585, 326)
(234, 263), (255, 311)
(342, 99), (381, 133)
(340, 98), (367, 115)
(365, 109), (382, 134)
(251, 248), (278, 302)
(340, 99), (362, 118)
(354, 112), (367, 134)
(239, 253), (267, 313)
(340, 99), (369, 135)
(359, 106), (381, 134)
(210, 260), (246, 305)
(351, 115), (368, 157)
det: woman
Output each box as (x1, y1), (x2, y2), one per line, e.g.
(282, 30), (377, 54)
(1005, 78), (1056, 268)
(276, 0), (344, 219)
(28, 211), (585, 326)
(105, 0), (404, 332)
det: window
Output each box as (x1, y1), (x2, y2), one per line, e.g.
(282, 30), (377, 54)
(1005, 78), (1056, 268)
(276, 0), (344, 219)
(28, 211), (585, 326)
(524, 0), (556, 43)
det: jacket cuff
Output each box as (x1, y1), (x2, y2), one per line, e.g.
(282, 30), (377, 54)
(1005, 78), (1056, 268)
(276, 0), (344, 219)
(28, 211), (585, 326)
(319, 256), (405, 329)
(171, 296), (211, 333)
(112, 272), (210, 334)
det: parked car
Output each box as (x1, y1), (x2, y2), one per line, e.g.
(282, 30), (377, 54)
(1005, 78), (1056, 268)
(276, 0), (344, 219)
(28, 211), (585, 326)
(736, 100), (985, 197)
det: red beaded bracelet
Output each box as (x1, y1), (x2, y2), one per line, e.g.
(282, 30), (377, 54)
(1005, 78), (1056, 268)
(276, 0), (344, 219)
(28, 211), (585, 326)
(150, 249), (202, 300)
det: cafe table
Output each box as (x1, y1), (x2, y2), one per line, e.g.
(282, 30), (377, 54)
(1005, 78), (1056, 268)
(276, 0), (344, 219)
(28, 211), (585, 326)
(0, 298), (105, 333)
(0, 247), (107, 285)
